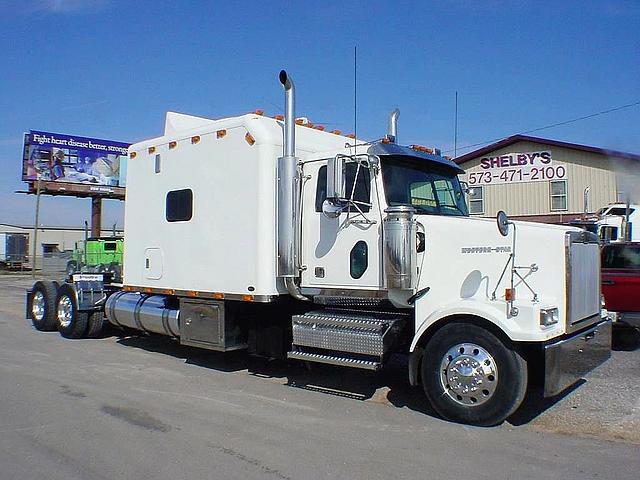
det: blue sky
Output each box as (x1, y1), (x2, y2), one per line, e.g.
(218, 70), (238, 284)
(1, 0), (638, 227)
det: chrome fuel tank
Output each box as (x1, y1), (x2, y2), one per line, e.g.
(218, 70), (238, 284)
(105, 291), (179, 337)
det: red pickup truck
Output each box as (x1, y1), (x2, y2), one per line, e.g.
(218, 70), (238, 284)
(601, 242), (640, 328)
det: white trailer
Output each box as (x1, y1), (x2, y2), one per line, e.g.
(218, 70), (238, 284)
(27, 71), (611, 426)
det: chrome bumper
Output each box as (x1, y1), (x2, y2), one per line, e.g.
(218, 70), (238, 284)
(544, 318), (612, 397)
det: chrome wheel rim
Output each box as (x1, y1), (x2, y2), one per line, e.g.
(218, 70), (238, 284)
(440, 343), (498, 406)
(57, 295), (73, 328)
(32, 291), (45, 321)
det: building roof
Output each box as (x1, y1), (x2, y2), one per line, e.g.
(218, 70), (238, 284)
(454, 134), (640, 165)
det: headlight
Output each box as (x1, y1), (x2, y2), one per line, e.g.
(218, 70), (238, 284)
(540, 308), (559, 327)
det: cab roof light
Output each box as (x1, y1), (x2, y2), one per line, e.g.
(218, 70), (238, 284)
(346, 133), (356, 139)
(275, 114), (284, 121)
(169, 141), (177, 149)
(245, 132), (256, 145)
(191, 135), (201, 144)
(254, 109), (264, 116)
(331, 129), (342, 135)
(216, 129), (227, 139)
(314, 125), (325, 131)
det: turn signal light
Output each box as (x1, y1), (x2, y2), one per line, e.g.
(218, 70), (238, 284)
(505, 288), (515, 301)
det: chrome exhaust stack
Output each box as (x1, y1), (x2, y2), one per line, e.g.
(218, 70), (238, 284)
(277, 70), (308, 301)
(387, 109), (400, 143)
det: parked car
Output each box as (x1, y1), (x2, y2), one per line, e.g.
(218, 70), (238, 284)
(601, 242), (640, 327)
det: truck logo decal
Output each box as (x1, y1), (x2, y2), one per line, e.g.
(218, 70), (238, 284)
(461, 246), (511, 254)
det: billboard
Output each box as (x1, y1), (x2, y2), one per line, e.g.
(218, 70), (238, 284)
(22, 130), (130, 188)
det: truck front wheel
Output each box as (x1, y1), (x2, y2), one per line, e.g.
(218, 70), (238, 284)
(421, 322), (527, 427)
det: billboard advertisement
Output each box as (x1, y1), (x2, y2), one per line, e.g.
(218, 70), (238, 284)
(22, 130), (130, 188)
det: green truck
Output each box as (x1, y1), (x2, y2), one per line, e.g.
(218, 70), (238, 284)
(66, 237), (124, 280)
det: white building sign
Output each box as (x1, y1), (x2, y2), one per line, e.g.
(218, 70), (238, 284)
(467, 151), (567, 185)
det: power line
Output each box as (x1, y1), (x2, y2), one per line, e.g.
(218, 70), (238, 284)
(448, 100), (640, 155)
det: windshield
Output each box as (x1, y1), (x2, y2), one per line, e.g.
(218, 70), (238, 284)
(380, 156), (468, 216)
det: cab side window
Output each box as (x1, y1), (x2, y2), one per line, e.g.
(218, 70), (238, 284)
(315, 164), (371, 213)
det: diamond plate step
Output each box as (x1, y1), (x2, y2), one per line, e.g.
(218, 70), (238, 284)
(287, 351), (382, 370)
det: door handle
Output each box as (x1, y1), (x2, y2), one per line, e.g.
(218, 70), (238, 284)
(601, 280), (615, 285)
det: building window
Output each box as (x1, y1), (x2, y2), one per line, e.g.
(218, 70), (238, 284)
(550, 180), (567, 211)
(166, 189), (193, 222)
(468, 186), (484, 215)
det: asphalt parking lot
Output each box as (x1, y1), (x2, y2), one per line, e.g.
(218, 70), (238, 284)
(1, 272), (639, 479)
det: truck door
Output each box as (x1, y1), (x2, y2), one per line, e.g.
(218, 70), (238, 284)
(300, 160), (383, 290)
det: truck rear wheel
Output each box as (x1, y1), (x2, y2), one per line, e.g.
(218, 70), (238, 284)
(421, 322), (527, 427)
(29, 281), (59, 331)
(55, 283), (89, 339)
(86, 311), (106, 338)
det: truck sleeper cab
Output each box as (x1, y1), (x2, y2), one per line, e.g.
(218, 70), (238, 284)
(26, 70), (611, 427)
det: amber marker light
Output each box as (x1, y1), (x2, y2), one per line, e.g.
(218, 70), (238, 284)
(143, 287), (153, 293)
(314, 125), (325, 131)
(245, 133), (256, 145)
(275, 114), (284, 121)
(169, 141), (177, 149)
(191, 135), (201, 144)
(213, 292), (225, 300)
(346, 133), (356, 139)
(254, 109), (264, 116)
(242, 295), (254, 302)
(187, 291), (198, 297)
(331, 130), (342, 135)
(130, 152), (137, 159)
(505, 288), (515, 301)
(148, 146), (156, 154)
(216, 129), (227, 139)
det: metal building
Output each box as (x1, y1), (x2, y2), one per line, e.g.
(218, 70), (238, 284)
(454, 135), (640, 224)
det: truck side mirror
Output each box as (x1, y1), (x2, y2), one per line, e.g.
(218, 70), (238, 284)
(322, 155), (347, 218)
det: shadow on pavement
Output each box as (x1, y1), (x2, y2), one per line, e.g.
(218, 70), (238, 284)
(612, 323), (640, 351)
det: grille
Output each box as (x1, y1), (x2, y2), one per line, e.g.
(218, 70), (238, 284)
(566, 232), (600, 331)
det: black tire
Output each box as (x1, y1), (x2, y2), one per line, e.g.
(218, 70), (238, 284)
(55, 283), (89, 339)
(29, 281), (59, 331)
(421, 322), (527, 427)
(66, 261), (78, 277)
(86, 311), (106, 338)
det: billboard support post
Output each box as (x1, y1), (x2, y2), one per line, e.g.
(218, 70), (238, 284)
(31, 177), (42, 279)
(91, 197), (102, 238)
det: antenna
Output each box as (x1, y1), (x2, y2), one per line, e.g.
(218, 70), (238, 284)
(354, 45), (357, 149)
(454, 91), (458, 158)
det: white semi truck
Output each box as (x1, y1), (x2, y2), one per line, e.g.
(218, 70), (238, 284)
(27, 71), (611, 426)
